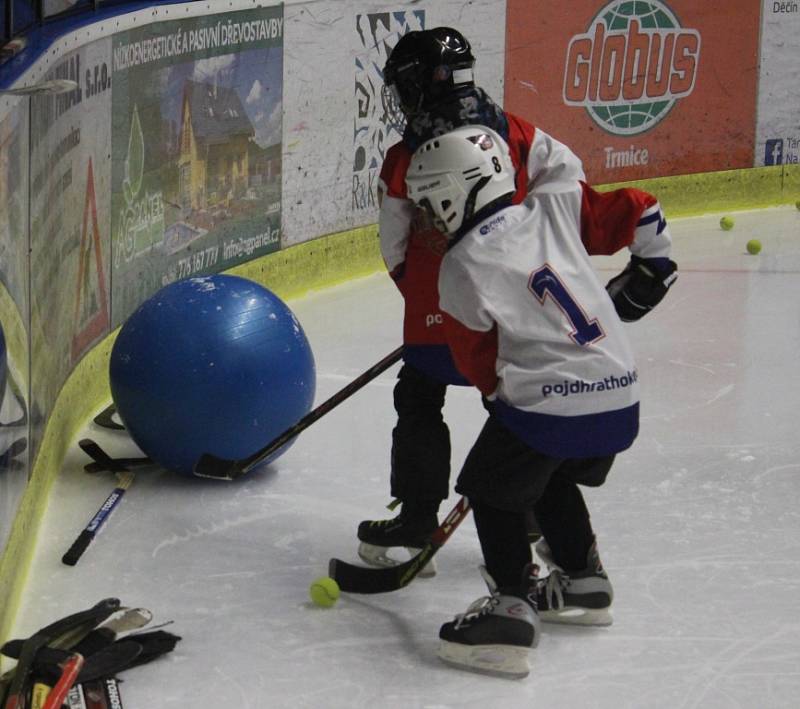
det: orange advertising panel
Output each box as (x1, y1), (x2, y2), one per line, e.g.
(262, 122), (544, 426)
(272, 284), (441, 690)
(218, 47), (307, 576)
(505, 0), (760, 183)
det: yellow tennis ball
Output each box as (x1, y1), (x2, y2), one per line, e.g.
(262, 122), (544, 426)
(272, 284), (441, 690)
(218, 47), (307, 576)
(720, 216), (734, 231)
(309, 576), (340, 608)
(746, 239), (762, 255)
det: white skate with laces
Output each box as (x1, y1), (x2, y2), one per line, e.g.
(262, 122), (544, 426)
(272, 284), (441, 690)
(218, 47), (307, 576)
(535, 539), (614, 626)
(438, 564), (541, 679)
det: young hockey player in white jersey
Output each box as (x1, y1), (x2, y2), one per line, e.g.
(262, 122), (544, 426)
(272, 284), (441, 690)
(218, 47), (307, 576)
(404, 125), (677, 679)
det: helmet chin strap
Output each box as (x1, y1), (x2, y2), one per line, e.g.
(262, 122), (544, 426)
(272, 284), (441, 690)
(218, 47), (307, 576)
(462, 175), (492, 225)
(437, 175), (493, 244)
(455, 191), (515, 243)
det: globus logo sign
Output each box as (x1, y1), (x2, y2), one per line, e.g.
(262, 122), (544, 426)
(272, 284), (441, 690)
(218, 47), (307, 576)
(562, 0), (701, 136)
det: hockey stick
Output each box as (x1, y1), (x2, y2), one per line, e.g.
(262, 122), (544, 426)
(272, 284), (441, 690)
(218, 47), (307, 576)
(329, 496), (471, 594)
(92, 404), (125, 431)
(193, 346), (403, 481)
(1, 599), (120, 709)
(62, 441), (149, 565)
(39, 652), (83, 709)
(78, 439), (151, 474)
(61, 470), (134, 566)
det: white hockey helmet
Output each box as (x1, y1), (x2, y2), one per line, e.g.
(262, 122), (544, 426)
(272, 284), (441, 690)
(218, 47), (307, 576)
(405, 125), (516, 235)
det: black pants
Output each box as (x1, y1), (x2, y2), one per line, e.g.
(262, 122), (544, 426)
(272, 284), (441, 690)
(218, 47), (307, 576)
(389, 364), (450, 510)
(457, 413), (614, 589)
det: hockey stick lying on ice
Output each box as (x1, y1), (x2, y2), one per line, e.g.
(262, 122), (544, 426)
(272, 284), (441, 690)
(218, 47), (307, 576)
(193, 346), (403, 481)
(61, 468), (135, 566)
(329, 496), (471, 594)
(61, 440), (154, 566)
(61, 440), (148, 566)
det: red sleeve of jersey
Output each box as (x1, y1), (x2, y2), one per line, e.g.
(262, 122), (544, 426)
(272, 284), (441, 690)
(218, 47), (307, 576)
(442, 313), (499, 396)
(580, 183), (657, 255)
(380, 142), (412, 199)
(504, 112), (536, 205)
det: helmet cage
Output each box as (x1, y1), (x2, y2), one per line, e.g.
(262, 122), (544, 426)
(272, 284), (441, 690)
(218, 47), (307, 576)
(381, 82), (407, 135)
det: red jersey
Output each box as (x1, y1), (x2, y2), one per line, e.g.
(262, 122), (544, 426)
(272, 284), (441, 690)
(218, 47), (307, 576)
(378, 113), (542, 383)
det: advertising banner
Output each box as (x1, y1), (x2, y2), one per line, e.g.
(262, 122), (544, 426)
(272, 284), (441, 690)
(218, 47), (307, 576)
(281, 0), (505, 246)
(505, 0), (761, 183)
(110, 6), (284, 325)
(756, 1), (800, 167)
(28, 39), (113, 448)
(352, 10), (424, 214)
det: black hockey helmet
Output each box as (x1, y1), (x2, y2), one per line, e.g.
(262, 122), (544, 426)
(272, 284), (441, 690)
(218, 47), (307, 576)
(383, 27), (475, 116)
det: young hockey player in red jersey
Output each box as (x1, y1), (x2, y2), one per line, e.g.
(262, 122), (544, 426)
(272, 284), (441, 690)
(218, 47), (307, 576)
(358, 26), (582, 573)
(403, 125), (677, 678)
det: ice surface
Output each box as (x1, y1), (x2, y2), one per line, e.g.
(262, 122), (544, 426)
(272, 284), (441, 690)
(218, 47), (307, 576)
(10, 206), (800, 708)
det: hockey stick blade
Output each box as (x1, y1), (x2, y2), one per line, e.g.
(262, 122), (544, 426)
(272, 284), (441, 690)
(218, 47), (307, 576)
(193, 346), (403, 480)
(93, 403), (125, 431)
(329, 496), (471, 594)
(78, 439), (151, 474)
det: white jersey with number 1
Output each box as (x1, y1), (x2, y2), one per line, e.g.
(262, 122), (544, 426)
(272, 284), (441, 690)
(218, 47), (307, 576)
(438, 163), (672, 459)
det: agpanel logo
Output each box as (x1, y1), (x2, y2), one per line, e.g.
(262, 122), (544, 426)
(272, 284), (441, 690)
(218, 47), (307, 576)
(563, 0), (701, 136)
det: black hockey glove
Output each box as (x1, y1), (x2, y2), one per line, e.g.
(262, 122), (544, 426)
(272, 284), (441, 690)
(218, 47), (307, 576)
(606, 256), (677, 322)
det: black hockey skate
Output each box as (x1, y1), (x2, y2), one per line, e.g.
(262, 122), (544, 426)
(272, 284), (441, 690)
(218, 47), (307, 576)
(438, 564), (541, 679)
(535, 539), (614, 626)
(356, 504), (438, 577)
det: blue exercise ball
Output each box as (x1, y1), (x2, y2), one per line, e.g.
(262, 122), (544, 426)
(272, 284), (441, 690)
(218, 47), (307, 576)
(109, 275), (316, 476)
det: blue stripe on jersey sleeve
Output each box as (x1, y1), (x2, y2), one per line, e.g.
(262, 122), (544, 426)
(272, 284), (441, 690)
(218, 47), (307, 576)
(638, 208), (667, 234)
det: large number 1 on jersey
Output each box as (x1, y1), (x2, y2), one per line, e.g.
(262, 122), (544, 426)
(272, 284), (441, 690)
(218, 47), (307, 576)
(528, 265), (604, 346)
